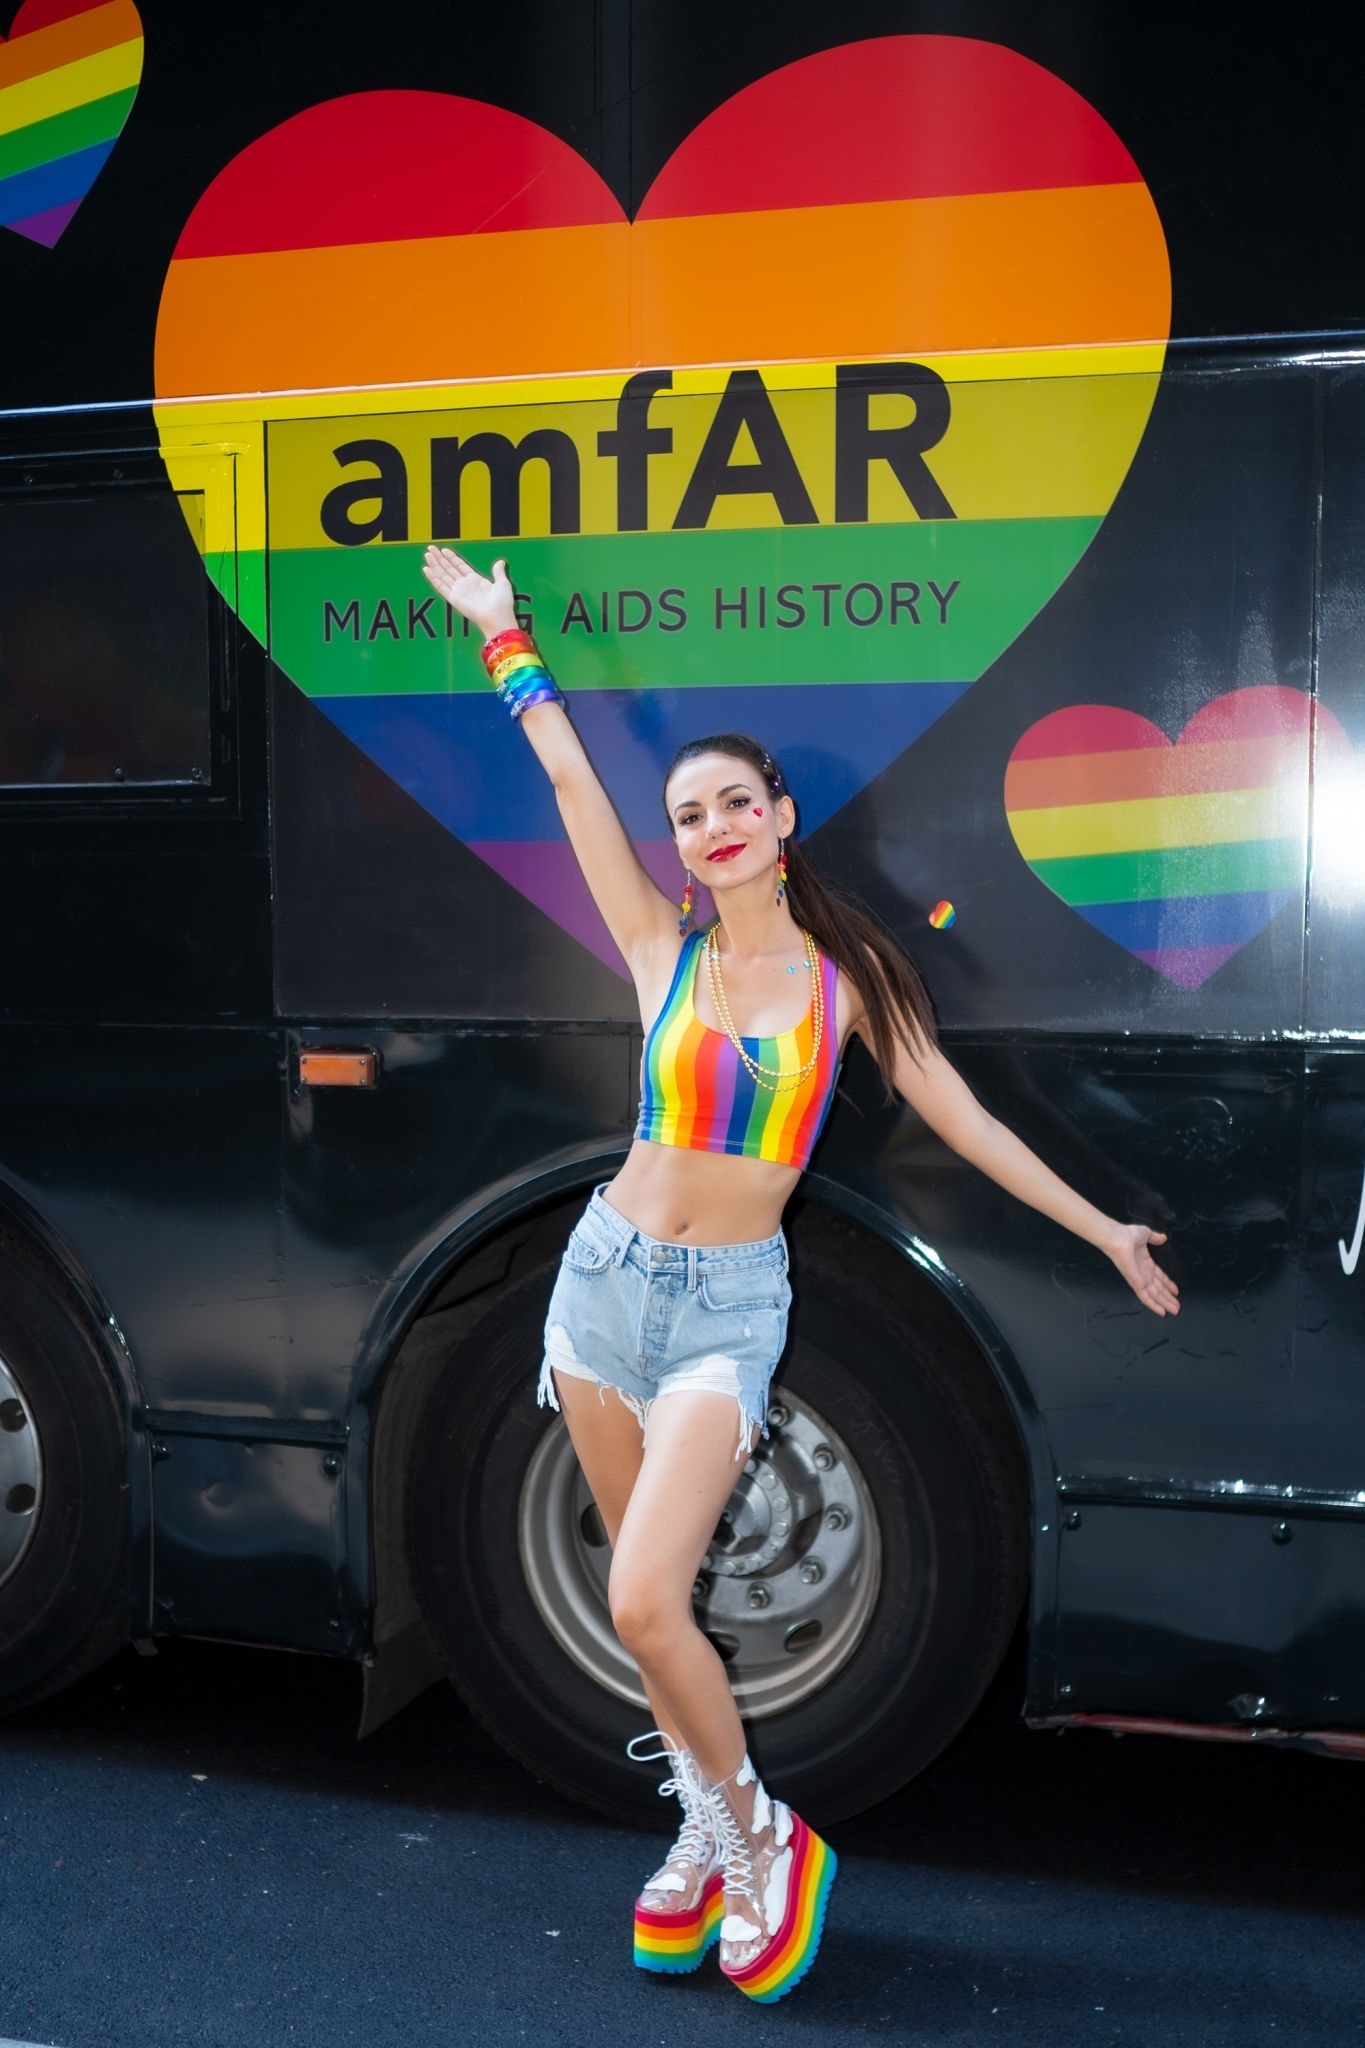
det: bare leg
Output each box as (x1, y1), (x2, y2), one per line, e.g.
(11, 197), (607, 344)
(605, 1390), (754, 1787)
(604, 1392), (795, 1967)
(555, 1380), (765, 1809)
(553, 1375), (686, 1753)
(554, 1376), (830, 1988)
(555, 1374), (730, 1922)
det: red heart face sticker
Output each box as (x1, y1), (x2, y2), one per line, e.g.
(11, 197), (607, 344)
(1005, 687), (1354, 988)
(154, 38), (1171, 968)
(0, 0), (143, 246)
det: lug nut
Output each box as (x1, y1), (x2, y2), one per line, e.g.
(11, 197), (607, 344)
(799, 1559), (824, 1584)
(825, 1505), (850, 1532)
(692, 1575), (710, 1601)
(768, 1404), (789, 1429)
(747, 1584), (772, 1610)
(813, 1444), (836, 1471)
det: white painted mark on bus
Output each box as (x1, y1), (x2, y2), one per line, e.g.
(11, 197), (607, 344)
(1339, 1162), (1365, 1277)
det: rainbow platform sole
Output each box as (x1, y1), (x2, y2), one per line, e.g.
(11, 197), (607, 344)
(633, 1871), (724, 1974)
(720, 1814), (837, 2004)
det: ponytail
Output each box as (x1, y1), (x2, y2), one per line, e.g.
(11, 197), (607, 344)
(779, 838), (938, 1089)
(662, 734), (937, 1093)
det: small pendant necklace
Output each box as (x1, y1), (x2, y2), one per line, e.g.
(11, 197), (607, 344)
(705, 927), (825, 1092)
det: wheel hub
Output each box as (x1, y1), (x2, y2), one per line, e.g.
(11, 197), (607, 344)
(518, 1389), (881, 1719)
(0, 1353), (42, 1588)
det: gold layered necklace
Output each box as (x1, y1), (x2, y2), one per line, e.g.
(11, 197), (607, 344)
(705, 926), (826, 1093)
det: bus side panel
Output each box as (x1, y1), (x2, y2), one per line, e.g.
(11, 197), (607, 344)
(1050, 1504), (1365, 1726)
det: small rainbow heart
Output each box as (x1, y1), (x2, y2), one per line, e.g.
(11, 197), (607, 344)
(1004, 687), (1353, 989)
(0, 0), (142, 247)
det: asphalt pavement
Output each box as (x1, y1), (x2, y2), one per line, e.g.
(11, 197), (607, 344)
(1, 1637), (1363, 2048)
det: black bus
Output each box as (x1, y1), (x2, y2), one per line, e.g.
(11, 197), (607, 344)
(1, 0), (1363, 1822)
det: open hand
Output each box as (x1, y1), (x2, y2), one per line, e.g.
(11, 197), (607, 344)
(1107, 1223), (1180, 1316)
(421, 546), (519, 639)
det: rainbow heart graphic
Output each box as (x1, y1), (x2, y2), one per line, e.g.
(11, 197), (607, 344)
(154, 37), (1171, 970)
(0, 0), (142, 246)
(1004, 687), (1353, 988)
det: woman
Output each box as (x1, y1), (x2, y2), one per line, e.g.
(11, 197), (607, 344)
(420, 545), (1179, 2004)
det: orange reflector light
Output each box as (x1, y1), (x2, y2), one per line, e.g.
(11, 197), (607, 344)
(299, 1050), (378, 1088)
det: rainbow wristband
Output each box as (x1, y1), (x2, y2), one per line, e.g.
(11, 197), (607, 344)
(501, 668), (564, 720)
(482, 627), (535, 666)
(480, 634), (565, 722)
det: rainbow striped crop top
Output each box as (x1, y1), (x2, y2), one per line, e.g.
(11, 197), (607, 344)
(636, 929), (841, 1170)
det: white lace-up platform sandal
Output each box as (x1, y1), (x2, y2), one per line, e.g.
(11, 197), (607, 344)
(707, 1753), (837, 2002)
(627, 1733), (725, 1973)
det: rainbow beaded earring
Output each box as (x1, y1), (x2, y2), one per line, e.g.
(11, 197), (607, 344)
(679, 870), (695, 934)
(776, 842), (788, 906)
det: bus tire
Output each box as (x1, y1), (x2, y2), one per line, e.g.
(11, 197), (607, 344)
(406, 1215), (1029, 1826)
(0, 1228), (130, 1711)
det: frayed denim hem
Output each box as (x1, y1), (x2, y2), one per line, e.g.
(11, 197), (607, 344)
(540, 1328), (766, 1460)
(541, 1325), (653, 1432)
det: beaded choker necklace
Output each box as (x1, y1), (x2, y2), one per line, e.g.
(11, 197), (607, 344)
(704, 927), (826, 1093)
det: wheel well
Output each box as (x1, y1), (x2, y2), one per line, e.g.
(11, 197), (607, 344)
(0, 1198), (138, 1700)
(0, 1190), (154, 1638)
(786, 1195), (1034, 1575)
(788, 1198), (1035, 1470)
(365, 1186), (1034, 1724)
(362, 1190), (592, 1725)
(0, 1190), (142, 1420)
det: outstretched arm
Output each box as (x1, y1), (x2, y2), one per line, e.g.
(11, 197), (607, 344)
(422, 548), (679, 973)
(878, 1026), (1180, 1318)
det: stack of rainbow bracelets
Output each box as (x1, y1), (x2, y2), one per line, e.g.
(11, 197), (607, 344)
(480, 628), (565, 720)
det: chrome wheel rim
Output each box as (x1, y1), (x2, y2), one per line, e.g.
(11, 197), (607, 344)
(0, 1354), (41, 1587)
(518, 1389), (881, 1718)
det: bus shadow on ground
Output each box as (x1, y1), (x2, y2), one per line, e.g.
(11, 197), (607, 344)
(6, 1640), (1365, 2048)
(11, 1635), (1365, 1927)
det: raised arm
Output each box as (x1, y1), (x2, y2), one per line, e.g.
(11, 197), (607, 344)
(422, 548), (679, 974)
(871, 1017), (1180, 1318)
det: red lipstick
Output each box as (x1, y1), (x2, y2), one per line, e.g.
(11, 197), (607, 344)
(707, 844), (744, 862)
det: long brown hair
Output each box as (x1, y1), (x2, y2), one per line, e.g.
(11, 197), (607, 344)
(662, 733), (938, 1090)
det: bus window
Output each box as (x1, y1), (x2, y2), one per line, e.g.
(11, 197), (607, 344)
(0, 488), (211, 789)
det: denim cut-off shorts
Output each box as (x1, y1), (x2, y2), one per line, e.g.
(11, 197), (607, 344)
(539, 1187), (792, 1459)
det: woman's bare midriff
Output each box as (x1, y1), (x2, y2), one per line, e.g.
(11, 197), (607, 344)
(604, 1137), (800, 1246)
